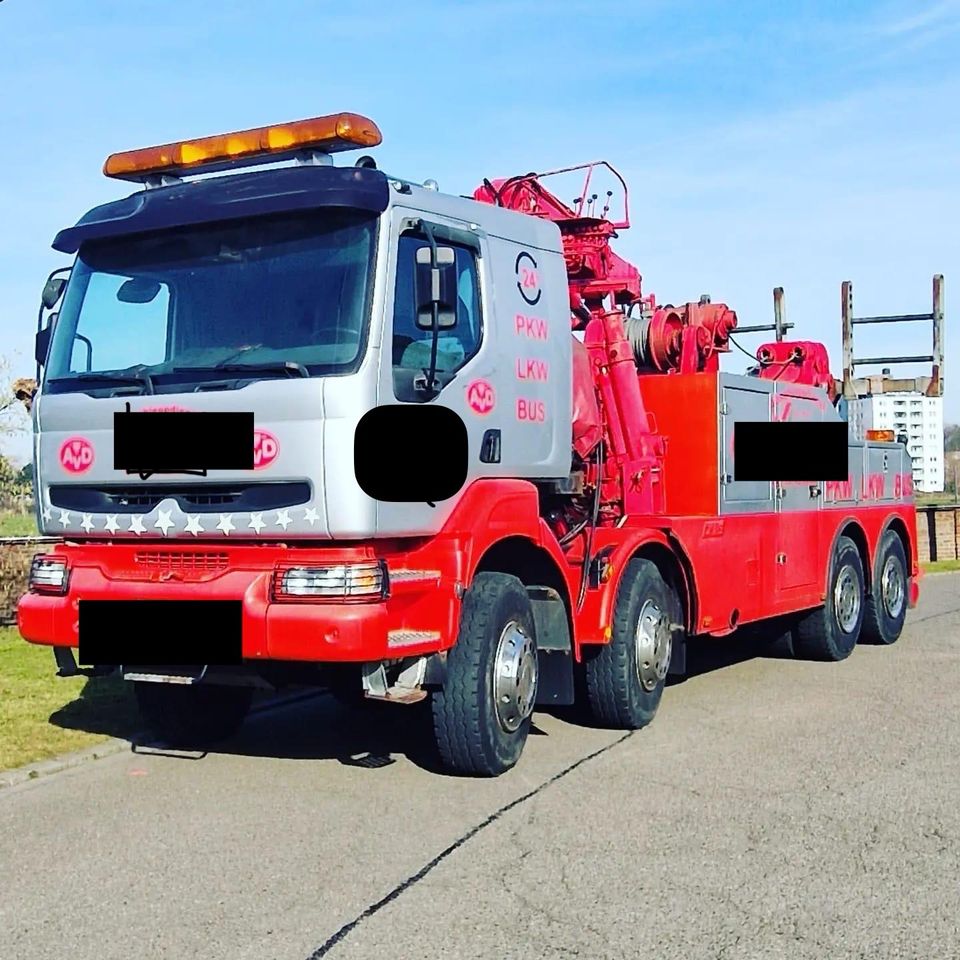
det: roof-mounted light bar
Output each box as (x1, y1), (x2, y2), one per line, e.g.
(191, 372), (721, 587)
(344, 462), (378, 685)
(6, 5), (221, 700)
(103, 112), (382, 183)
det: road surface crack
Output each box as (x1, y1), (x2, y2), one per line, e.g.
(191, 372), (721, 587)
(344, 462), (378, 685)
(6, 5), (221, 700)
(303, 732), (635, 959)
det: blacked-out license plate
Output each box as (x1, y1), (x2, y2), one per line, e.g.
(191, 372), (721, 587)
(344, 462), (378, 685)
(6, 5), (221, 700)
(78, 600), (242, 666)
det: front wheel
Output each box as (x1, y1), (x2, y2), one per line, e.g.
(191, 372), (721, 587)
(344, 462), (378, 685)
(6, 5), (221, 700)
(584, 558), (680, 729)
(134, 682), (254, 747)
(431, 572), (539, 777)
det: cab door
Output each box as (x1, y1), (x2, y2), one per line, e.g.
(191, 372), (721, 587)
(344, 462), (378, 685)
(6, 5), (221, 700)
(372, 214), (494, 537)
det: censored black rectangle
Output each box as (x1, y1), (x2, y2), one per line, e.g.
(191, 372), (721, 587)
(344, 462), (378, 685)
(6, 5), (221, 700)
(113, 412), (254, 472)
(78, 600), (242, 665)
(734, 422), (849, 481)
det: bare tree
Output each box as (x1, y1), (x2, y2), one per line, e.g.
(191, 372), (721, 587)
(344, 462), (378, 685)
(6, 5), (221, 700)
(1, 357), (32, 428)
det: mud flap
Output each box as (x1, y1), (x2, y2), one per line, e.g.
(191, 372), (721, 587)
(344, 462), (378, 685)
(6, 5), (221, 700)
(53, 646), (115, 679)
(529, 591), (575, 707)
(667, 634), (687, 675)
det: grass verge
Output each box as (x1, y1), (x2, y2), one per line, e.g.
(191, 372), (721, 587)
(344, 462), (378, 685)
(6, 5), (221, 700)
(0, 626), (140, 773)
(921, 559), (960, 574)
(0, 512), (38, 537)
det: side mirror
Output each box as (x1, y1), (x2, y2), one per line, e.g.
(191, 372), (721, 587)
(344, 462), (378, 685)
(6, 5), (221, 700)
(414, 246), (457, 330)
(41, 276), (66, 310)
(35, 325), (52, 367)
(117, 277), (162, 304)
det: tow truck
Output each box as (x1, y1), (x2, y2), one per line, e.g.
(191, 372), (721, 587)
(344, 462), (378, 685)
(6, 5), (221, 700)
(18, 112), (923, 775)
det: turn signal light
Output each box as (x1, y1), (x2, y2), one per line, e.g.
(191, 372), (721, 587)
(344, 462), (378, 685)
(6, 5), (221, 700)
(866, 429), (896, 442)
(104, 112), (382, 182)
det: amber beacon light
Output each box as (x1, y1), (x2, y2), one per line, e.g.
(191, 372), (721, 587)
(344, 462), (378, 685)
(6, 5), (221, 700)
(103, 112), (383, 182)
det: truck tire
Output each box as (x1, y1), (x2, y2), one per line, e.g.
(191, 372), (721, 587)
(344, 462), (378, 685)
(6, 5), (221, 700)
(584, 558), (678, 729)
(431, 572), (539, 777)
(134, 682), (254, 747)
(861, 531), (908, 645)
(793, 535), (865, 661)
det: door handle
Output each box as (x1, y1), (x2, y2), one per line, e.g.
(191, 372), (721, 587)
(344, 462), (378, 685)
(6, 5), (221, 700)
(480, 429), (501, 464)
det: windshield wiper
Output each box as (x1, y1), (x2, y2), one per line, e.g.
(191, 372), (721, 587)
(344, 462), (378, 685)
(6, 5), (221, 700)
(172, 361), (309, 379)
(50, 370), (155, 394)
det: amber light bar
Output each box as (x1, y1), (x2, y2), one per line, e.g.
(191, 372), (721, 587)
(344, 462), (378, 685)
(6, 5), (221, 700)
(866, 429), (896, 442)
(103, 112), (382, 182)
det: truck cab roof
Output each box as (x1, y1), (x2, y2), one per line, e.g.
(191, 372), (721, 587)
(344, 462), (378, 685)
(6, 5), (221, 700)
(53, 164), (391, 254)
(53, 162), (565, 256)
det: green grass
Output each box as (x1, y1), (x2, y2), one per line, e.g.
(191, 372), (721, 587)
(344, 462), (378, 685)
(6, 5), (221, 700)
(0, 512), (39, 537)
(921, 560), (960, 574)
(916, 493), (960, 507)
(0, 626), (139, 772)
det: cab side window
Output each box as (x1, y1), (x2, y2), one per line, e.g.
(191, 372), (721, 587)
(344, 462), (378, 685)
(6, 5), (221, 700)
(392, 233), (482, 402)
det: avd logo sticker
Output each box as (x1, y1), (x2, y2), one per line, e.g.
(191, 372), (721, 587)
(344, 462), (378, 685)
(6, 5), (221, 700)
(253, 430), (279, 469)
(466, 379), (496, 415)
(59, 437), (94, 474)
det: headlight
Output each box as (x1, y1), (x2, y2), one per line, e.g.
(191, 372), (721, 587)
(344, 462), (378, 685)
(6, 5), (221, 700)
(29, 555), (69, 595)
(271, 560), (388, 601)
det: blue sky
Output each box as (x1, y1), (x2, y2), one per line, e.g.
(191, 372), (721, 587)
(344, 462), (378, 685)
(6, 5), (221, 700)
(1, 0), (957, 464)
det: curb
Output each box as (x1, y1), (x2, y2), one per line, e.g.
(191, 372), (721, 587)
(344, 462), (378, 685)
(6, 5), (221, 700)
(0, 688), (327, 792)
(0, 738), (130, 790)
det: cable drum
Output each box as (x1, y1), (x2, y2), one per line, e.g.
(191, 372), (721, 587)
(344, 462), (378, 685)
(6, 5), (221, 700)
(624, 314), (653, 367)
(625, 308), (684, 372)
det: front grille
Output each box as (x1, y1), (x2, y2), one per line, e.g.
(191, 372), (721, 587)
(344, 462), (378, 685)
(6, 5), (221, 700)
(49, 481), (311, 513)
(111, 487), (238, 509)
(134, 551), (229, 572)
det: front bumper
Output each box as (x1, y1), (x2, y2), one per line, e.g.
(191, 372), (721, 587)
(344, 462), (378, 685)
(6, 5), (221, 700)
(17, 541), (457, 663)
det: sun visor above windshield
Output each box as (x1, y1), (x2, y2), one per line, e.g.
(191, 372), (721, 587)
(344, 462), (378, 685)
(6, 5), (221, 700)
(52, 165), (390, 254)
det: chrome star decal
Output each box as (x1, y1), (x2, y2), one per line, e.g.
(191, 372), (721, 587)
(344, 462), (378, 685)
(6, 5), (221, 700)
(275, 509), (292, 530)
(303, 507), (319, 526)
(154, 509), (174, 536)
(58, 510), (71, 528)
(128, 515), (146, 535)
(80, 513), (94, 533)
(216, 514), (235, 536)
(104, 515), (120, 535)
(248, 512), (266, 534)
(185, 515), (204, 536)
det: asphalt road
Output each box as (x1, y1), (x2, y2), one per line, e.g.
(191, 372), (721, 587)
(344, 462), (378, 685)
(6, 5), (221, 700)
(2, 574), (958, 960)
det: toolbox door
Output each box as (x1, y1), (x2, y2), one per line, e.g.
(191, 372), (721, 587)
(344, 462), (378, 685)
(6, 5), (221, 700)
(773, 388), (823, 593)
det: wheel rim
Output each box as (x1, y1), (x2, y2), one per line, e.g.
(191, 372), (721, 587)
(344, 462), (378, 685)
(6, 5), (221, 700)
(635, 599), (672, 692)
(493, 620), (538, 733)
(881, 554), (905, 619)
(833, 565), (861, 634)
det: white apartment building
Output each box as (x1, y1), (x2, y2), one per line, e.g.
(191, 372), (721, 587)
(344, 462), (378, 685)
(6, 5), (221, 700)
(848, 393), (944, 492)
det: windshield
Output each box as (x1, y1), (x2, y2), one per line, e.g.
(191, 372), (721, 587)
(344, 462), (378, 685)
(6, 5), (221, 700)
(44, 208), (377, 394)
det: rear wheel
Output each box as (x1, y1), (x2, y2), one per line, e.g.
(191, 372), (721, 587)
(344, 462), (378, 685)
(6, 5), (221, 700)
(793, 535), (865, 661)
(584, 558), (680, 729)
(431, 572), (539, 777)
(134, 682), (254, 747)
(861, 531), (908, 645)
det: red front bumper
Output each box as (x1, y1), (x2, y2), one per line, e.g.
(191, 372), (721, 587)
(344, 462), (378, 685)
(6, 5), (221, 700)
(17, 541), (458, 663)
